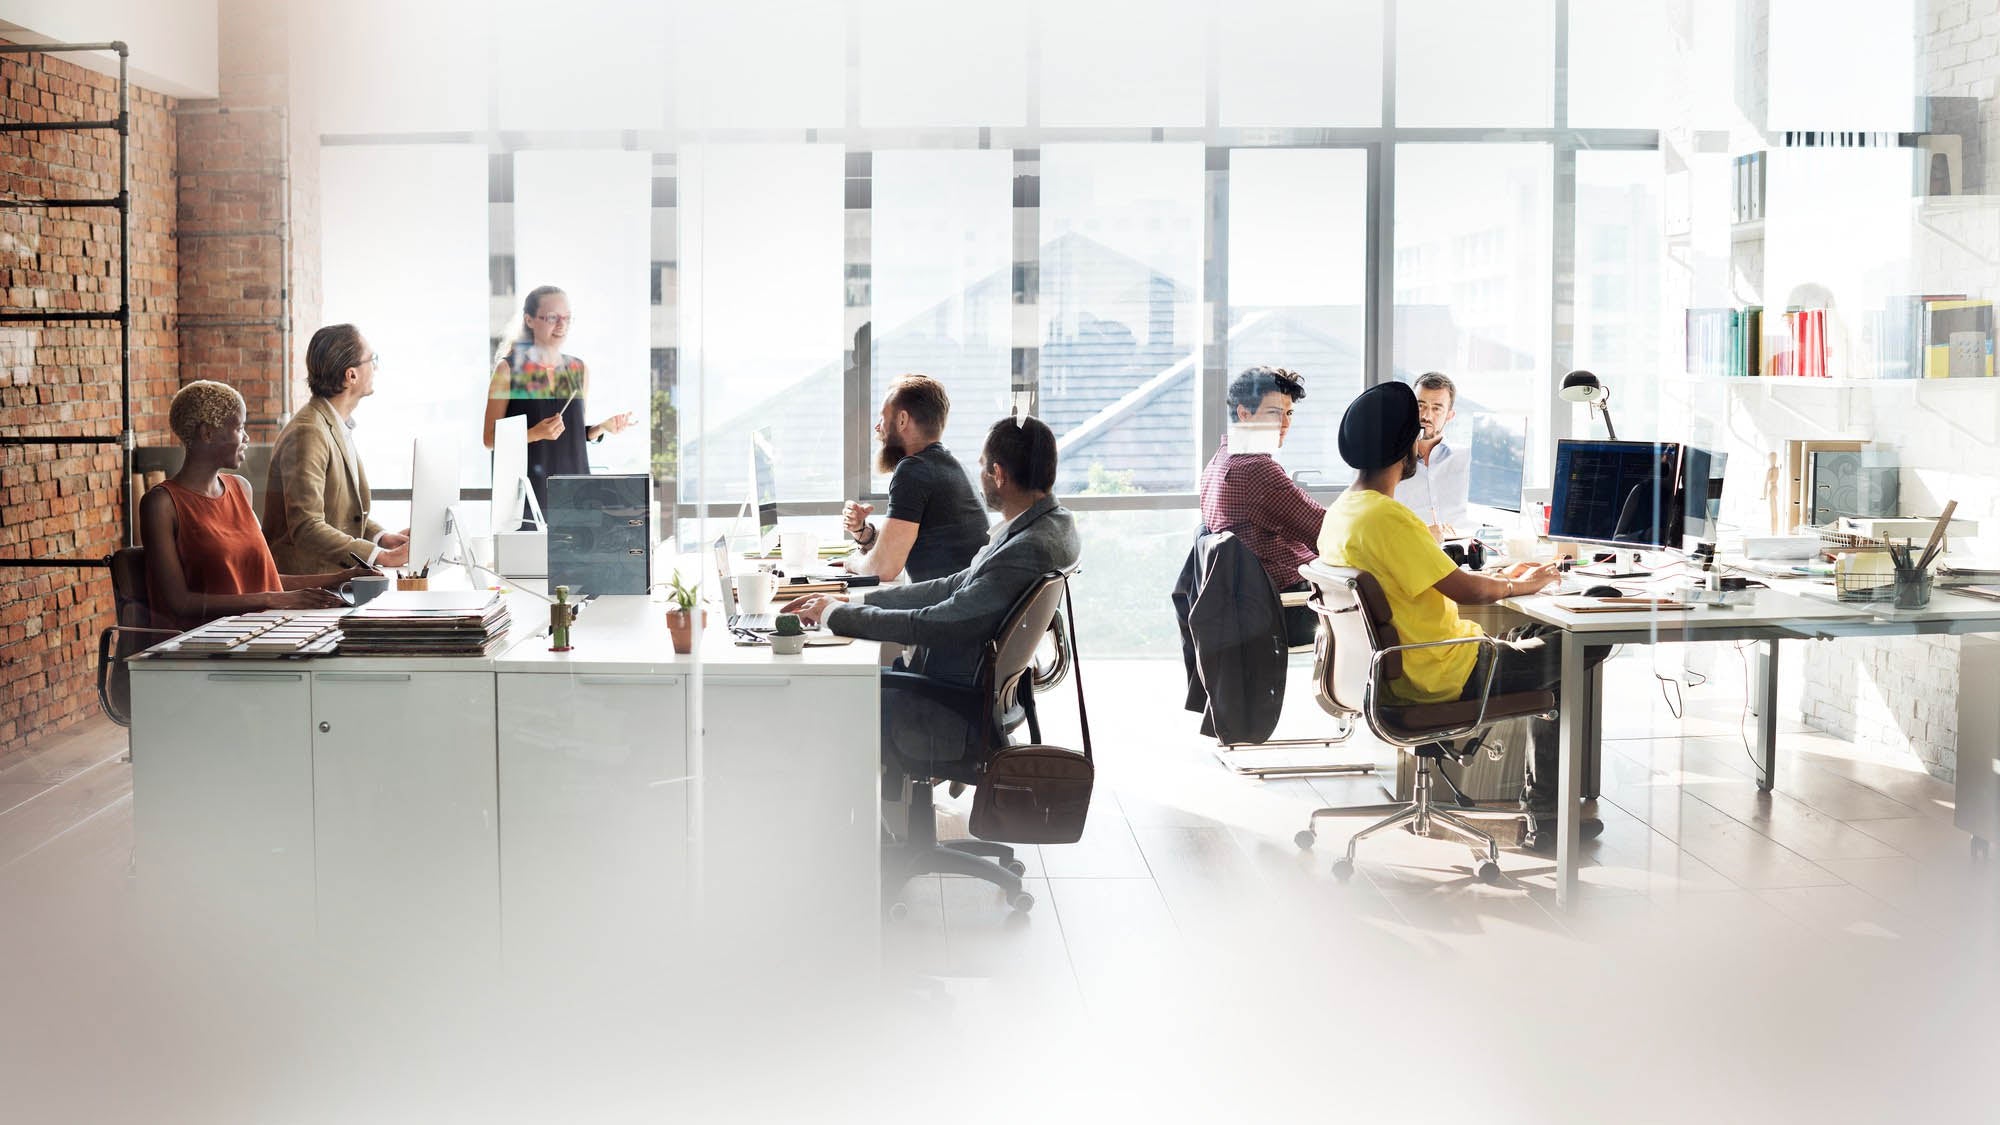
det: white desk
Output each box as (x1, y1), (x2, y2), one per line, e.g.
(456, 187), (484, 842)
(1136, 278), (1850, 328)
(1501, 583), (2000, 908)
(128, 592), (882, 983)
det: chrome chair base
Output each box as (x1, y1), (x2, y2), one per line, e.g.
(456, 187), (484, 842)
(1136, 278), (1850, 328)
(1296, 755), (1513, 885)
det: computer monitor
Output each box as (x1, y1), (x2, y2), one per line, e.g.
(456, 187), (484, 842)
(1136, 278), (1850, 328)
(1548, 439), (1685, 550)
(1467, 412), (1527, 512)
(408, 434), (461, 572)
(1680, 445), (1728, 543)
(750, 426), (779, 545)
(490, 414), (536, 532)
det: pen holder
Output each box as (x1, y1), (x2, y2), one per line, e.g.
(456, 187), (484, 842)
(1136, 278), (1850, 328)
(1893, 567), (1931, 609)
(396, 576), (430, 592)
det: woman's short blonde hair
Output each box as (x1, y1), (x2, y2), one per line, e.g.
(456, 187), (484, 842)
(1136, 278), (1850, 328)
(168, 380), (246, 444)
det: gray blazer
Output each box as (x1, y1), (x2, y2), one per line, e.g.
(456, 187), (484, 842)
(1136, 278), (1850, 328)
(826, 494), (1079, 686)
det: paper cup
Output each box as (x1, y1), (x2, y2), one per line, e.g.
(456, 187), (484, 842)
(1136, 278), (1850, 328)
(736, 570), (775, 613)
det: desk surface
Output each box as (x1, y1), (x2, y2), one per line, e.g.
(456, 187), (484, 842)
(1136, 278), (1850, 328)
(1506, 580), (2000, 638)
(496, 594), (881, 676)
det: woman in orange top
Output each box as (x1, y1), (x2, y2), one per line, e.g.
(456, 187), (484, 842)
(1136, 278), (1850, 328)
(142, 381), (368, 630)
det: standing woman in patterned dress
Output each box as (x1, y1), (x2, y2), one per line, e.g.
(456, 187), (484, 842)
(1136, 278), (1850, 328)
(480, 284), (637, 527)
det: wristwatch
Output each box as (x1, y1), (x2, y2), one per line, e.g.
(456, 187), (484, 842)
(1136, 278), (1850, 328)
(589, 428), (606, 444)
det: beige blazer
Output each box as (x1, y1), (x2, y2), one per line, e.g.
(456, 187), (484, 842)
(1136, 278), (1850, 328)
(262, 397), (384, 573)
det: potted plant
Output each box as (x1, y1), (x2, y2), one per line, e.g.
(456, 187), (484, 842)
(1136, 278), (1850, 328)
(664, 570), (704, 654)
(769, 612), (808, 656)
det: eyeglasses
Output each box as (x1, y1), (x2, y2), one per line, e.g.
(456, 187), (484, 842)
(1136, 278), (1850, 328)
(361, 352), (381, 369)
(534, 314), (573, 325)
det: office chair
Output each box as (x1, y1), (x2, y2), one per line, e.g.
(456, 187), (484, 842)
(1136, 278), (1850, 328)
(881, 567), (1077, 916)
(96, 546), (178, 729)
(1292, 561), (1556, 884)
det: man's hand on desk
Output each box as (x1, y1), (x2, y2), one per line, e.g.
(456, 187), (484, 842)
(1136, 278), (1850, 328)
(1500, 562), (1561, 595)
(780, 592), (849, 626)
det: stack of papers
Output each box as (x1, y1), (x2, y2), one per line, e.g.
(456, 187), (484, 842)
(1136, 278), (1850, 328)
(337, 590), (514, 657)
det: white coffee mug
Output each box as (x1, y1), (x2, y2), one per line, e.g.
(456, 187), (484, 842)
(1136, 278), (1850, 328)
(341, 573), (392, 606)
(736, 570), (775, 613)
(780, 531), (819, 574)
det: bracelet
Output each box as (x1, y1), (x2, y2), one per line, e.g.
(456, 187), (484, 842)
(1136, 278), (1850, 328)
(856, 523), (876, 548)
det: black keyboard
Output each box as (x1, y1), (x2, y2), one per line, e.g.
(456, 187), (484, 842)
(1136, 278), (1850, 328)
(729, 613), (777, 633)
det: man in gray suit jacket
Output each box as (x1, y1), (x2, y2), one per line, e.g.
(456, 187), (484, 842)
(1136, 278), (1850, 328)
(784, 416), (1080, 765)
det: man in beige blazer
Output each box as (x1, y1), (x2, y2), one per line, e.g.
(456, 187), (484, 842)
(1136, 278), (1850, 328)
(263, 324), (411, 572)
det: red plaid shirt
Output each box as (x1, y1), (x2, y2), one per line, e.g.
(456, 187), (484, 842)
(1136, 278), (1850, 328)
(1198, 439), (1326, 591)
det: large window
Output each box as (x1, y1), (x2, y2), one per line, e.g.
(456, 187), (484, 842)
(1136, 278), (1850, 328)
(869, 150), (1014, 491)
(1038, 144), (1205, 496)
(1395, 144), (1553, 479)
(1574, 151), (1665, 441)
(1226, 148), (1369, 482)
(1396, 0), (1555, 127)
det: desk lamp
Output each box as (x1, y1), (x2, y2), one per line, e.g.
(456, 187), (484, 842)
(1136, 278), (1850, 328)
(1561, 370), (1618, 440)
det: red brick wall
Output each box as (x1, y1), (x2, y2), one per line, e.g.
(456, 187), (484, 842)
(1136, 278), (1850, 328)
(0, 44), (178, 756)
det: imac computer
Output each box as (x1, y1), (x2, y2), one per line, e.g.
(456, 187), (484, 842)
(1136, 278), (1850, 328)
(490, 413), (539, 532)
(408, 433), (461, 573)
(1548, 439), (1686, 561)
(1680, 445), (1728, 544)
(1467, 412), (1528, 513)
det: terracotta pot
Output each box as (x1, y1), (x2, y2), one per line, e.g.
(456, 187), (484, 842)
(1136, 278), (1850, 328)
(665, 607), (705, 653)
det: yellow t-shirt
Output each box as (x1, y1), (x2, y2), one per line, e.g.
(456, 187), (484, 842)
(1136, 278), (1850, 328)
(1316, 487), (1482, 705)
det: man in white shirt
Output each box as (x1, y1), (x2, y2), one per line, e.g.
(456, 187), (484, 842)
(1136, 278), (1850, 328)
(1403, 371), (1471, 540)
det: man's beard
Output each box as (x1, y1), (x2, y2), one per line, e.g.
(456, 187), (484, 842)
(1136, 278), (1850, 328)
(1399, 449), (1419, 481)
(876, 436), (908, 475)
(981, 476), (1002, 511)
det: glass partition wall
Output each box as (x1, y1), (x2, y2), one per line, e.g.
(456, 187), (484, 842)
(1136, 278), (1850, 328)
(317, 0), (1668, 655)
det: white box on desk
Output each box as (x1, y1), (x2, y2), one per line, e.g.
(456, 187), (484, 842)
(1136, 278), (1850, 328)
(1743, 535), (1820, 561)
(495, 529), (547, 578)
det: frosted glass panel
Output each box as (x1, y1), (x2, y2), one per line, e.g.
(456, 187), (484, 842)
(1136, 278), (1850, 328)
(674, 3), (846, 130)
(1763, 148), (1914, 380)
(1227, 148), (1369, 481)
(513, 150), (654, 476)
(1567, 0), (1667, 128)
(1038, 143), (1204, 494)
(678, 145), (845, 506)
(1395, 144), (1552, 478)
(870, 150), (1014, 492)
(1769, 0), (1917, 132)
(492, 0), (669, 131)
(1396, 0), (1554, 127)
(321, 145), (490, 489)
(1039, 0), (1206, 127)
(1218, 0), (1383, 127)
(859, 1), (1027, 128)
(315, 0), (489, 134)
(1574, 151), (1664, 439)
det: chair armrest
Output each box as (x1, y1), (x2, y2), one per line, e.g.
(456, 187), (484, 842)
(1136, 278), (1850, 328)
(880, 669), (985, 720)
(1364, 634), (1504, 746)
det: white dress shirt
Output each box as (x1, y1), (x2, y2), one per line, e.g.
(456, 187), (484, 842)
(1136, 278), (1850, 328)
(1405, 437), (1471, 532)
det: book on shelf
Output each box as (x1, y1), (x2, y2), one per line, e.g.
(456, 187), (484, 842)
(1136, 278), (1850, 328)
(1684, 306), (1763, 378)
(1763, 307), (1831, 379)
(1923, 298), (1994, 378)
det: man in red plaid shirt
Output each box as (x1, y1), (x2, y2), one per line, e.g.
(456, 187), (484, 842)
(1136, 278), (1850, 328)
(1199, 366), (1324, 647)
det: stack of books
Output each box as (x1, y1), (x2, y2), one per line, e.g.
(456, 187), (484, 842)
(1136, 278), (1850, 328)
(336, 590), (514, 658)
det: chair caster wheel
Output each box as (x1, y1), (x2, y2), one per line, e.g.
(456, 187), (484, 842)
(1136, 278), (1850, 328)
(1008, 890), (1035, 913)
(1294, 829), (1317, 850)
(1003, 859), (1027, 876)
(887, 901), (908, 922)
(1521, 830), (1543, 852)
(1476, 860), (1501, 885)
(1331, 858), (1354, 882)
(1973, 836), (1991, 861)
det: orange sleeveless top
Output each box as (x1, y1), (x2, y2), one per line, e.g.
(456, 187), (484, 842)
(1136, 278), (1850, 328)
(150, 476), (285, 628)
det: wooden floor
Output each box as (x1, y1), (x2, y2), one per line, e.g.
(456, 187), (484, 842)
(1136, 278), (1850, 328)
(4, 652), (1996, 1118)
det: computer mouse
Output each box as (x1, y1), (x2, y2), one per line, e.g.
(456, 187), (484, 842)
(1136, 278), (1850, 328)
(1584, 584), (1624, 598)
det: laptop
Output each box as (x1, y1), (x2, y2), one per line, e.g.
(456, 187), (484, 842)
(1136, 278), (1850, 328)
(714, 534), (779, 632)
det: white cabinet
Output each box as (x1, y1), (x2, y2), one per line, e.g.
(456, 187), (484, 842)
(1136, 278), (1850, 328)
(130, 668), (316, 945)
(311, 670), (499, 969)
(699, 672), (880, 978)
(496, 672), (689, 972)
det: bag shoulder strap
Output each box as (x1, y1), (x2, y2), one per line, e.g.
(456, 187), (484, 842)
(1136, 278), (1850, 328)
(1063, 577), (1091, 763)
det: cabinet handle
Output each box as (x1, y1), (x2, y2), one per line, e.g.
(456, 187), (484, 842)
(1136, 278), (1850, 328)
(206, 671), (303, 682)
(577, 675), (683, 686)
(318, 721), (331, 733)
(707, 676), (792, 687)
(316, 672), (413, 683)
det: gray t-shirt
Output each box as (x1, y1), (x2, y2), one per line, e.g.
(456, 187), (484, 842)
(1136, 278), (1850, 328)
(885, 442), (991, 583)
